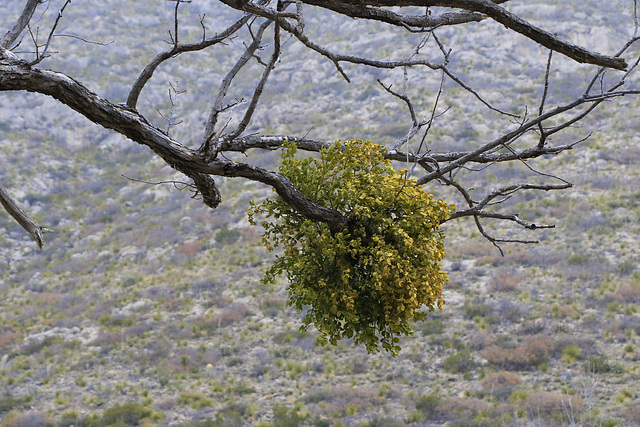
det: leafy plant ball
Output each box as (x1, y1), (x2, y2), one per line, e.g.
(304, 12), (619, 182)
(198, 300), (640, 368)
(248, 140), (455, 355)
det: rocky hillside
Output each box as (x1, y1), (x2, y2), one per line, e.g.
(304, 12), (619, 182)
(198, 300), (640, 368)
(1, 0), (639, 426)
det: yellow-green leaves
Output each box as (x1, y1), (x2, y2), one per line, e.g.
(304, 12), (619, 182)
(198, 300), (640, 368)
(248, 140), (455, 356)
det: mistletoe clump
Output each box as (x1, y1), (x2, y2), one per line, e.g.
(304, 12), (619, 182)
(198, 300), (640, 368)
(248, 140), (454, 355)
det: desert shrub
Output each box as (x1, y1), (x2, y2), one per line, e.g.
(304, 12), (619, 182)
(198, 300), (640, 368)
(178, 392), (213, 409)
(607, 284), (640, 303)
(526, 392), (582, 418)
(273, 330), (312, 345)
(0, 332), (19, 348)
(2, 410), (51, 427)
(19, 336), (62, 356)
(620, 399), (640, 424)
(437, 397), (491, 424)
(584, 354), (625, 374)
(303, 384), (383, 416)
(489, 268), (521, 292)
(249, 140), (453, 355)
(173, 413), (244, 427)
(468, 331), (495, 350)
(550, 304), (579, 319)
(215, 226), (241, 246)
(91, 331), (122, 348)
(272, 404), (302, 427)
(496, 299), (527, 323)
(58, 410), (86, 427)
(364, 416), (404, 427)
(415, 391), (442, 419)
(519, 320), (546, 335)
(419, 319), (445, 335)
(443, 348), (476, 374)
(482, 335), (553, 370)
(200, 303), (251, 331)
(481, 371), (522, 401)
(98, 402), (151, 426)
(302, 389), (334, 404)
(561, 344), (583, 364)
(0, 396), (25, 414)
(463, 297), (499, 324)
(568, 254), (591, 265)
(175, 241), (203, 257)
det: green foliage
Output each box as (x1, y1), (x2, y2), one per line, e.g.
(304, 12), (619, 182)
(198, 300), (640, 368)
(443, 348), (476, 374)
(272, 404), (302, 427)
(178, 392), (214, 409)
(216, 226), (241, 246)
(415, 391), (442, 419)
(249, 140), (454, 355)
(584, 354), (625, 374)
(0, 395), (29, 414)
(561, 344), (582, 364)
(98, 402), (151, 426)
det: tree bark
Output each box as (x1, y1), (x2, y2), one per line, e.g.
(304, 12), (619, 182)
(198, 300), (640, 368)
(0, 184), (50, 248)
(0, 54), (347, 233)
(303, 0), (628, 69)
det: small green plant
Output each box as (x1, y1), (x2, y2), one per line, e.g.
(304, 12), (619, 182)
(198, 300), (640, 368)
(0, 395), (29, 414)
(584, 355), (625, 374)
(443, 348), (476, 374)
(415, 391), (442, 419)
(99, 402), (152, 426)
(561, 344), (582, 364)
(249, 140), (453, 355)
(272, 403), (302, 427)
(178, 392), (213, 409)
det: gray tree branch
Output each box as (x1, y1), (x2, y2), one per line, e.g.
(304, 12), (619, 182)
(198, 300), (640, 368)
(0, 56), (346, 232)
(0, 184), (51, 249)
(0, 0), (42, 49)
(305, 0), (627, 69)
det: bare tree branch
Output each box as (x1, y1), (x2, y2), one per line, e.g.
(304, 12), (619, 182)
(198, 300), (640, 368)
(126, 15), (251, 109)
(300, 0), (627, 69)
(226, 20), (280, 141)
(1, 0), (638, 251)
(29, 0), (71, 66)
(0, 57), (346, 231)
(0, 183), (52, 249)
(202, 19), (273, 153)
(0, 0), (42, 49)
(300, 0), (496, 29)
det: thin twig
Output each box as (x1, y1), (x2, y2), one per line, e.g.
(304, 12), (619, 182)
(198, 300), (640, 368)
(29, 0), (71, 65)
(537, 50), (553, 148)
(202, 19), (273, 154)
(227, 20), (280, 141)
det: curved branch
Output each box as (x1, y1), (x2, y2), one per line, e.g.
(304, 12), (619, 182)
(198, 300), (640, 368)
(203, 19), (273, 150)
(126, 14), (251, 109)
(0, 58), (346, 232)
(226, 20), (280, 141)
(309, 0), (627, 69)
(301, 1), (492, 28)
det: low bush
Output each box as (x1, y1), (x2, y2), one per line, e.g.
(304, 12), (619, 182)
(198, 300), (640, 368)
(488, 268), (521, 292)
(481, 371), (522, 400)
(526, 392), (582, 418)
(99, 402), (152, 426)
(584, 354), (625, 374)
(415, 391), (442, 420)
(443, 348), (476, 374)
(272, 404), (302, 427)
(482, 335), (554, 370)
